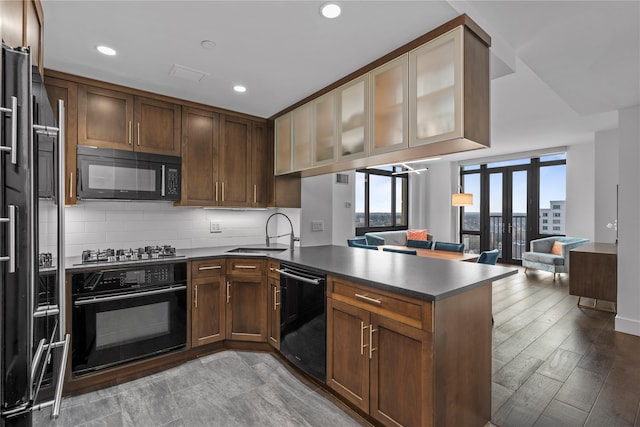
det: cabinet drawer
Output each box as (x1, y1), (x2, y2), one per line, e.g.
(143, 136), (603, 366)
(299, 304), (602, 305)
(191, 259), (225, 278)
(267, 260), (280, 279)
(329, 277), (431, 331)
(226, 258), (266, 276)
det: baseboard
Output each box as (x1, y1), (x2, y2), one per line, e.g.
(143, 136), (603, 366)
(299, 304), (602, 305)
(615, 315), (640, 337)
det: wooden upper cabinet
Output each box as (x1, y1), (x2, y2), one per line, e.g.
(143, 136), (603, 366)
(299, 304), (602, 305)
(134, 96), (181, 156)
(251, 121), (270, 207)
(219, 115), (252, 207)
(78, 85), (181, 155)
(180, 107), (219, 206)
(409, 26), (463, 147)
(370, 55), (408, 155)
(78, 85), (134, 149)
(44, 76), (78, 206)
(292, 103), (313, 171)
(1, 0), (43, 74)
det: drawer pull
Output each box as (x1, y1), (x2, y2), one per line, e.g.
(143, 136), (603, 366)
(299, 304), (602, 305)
(269, 267), (276, 272)
(355, 293), (382, 304)
(198, 265), (221, 271)
(235, 265), (257, 269)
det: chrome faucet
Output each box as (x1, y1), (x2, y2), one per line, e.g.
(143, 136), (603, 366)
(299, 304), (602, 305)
(265, 212), (298, 251)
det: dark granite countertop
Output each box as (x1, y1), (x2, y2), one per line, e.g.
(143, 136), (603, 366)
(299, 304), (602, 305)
(270, 245), (518, 301)
(64, 244), (517, 301)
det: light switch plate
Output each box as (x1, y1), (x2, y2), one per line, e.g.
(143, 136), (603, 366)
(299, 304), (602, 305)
(210, 221), (221, 233)
(311, 220), (324, 232)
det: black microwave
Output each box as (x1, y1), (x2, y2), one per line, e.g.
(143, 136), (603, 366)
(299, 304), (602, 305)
(77, 146), (181, 201)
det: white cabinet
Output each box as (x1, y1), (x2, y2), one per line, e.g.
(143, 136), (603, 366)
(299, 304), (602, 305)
(338, 75), (369, 160)
(409, 26), (463, 147)
(370, 55), (408, 155)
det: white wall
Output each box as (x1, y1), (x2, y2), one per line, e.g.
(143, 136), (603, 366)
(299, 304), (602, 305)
(300, 175), (333, 246)
(616, 105), (640, 337)
(594, 129), (619, 243)
(63, 202), (300, 256)
(411, 162), (456, 242)
(332, 171), (355, 246)
(565, 142), (595, 240)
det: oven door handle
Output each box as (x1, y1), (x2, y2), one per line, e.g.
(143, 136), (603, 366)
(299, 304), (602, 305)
(275, 268), (324, 286)
(73, 285), (187, 306)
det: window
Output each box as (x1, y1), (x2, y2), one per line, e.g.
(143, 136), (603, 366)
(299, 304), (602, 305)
(553, 226), (561, 231)
(543, 213), (548, 217)
(355, 167), (408, 235)
(553, 219), (560, 224)
(553, 213), (561, 217)
(542, 219), (548, 224)
(543, 226), (548, 230)
(552, 204), (561, 209)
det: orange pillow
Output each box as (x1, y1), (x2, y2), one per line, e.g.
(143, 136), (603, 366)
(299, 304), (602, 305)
(407, 229), (428, 241)
(550, 241), (563, 255)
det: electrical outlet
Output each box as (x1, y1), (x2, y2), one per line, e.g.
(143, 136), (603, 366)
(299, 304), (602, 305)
(311, 220), (324, 232)
(345, 201), (352, 208)
(210, 221), (221, 233)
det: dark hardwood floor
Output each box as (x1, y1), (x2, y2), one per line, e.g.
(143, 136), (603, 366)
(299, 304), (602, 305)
(491, 266), (640, 427)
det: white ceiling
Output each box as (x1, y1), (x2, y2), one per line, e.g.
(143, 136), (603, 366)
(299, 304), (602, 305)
(41, 0), (639, 163)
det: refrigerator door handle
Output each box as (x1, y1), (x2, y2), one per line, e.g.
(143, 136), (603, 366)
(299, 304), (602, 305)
(0, 96), (18, 164)
(0, 205), (17, 273)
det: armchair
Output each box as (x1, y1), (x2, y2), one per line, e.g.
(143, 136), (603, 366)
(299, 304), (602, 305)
(522, 236), (589, 281)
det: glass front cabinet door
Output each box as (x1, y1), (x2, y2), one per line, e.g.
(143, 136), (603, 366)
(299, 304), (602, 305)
(292, 103), (313, 171)
(275, 113), (292, 175)
(409, 26), (463, 147)
(370, 54), (408, 155)
(338, 75), (368, 160)
(313, 92), (336, 166)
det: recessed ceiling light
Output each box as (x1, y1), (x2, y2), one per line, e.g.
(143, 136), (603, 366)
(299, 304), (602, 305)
(320, 2), (341, 19)
(233, 85), (247, 93)
(96, 45), (116, 56)
(200, 40), (216, 50)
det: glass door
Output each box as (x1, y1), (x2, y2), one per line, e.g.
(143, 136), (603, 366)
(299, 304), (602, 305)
(488, 167), (529, 263)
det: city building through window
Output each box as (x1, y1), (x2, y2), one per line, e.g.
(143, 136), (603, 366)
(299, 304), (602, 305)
(355, 166), (408, 235)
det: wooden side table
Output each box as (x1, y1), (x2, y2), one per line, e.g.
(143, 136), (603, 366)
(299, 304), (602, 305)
(569, 243), (617, 312)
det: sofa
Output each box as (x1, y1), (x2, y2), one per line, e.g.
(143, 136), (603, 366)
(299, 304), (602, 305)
(521, 236), (589, 281)
(363, 230), (434, 247)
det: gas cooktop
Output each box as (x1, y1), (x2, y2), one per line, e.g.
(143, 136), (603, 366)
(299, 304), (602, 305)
(78, 245), (183, 265)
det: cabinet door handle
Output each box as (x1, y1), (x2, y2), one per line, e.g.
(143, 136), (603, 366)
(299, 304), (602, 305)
(198, 265), (221, 271)
(360, 321), (369, 355)
(222, 182), (225, 202)
(235, 265), (256, 269)
(274, 288), (280, 311)
(369, 325), (377, 360)
(69, 172), (74, 199)
(194, 284), (198, 308)
(226, 281), (231, 303)
(137, 122), (140, 146)
(215, 182), (219, 202)
(355, 293), (382, 304)
(269, 267), (276, 272)
(128, 121), (132, 145)
(254, 184), (257, 204)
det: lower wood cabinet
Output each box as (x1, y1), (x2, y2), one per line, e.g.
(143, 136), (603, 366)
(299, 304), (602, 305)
(226, 275), (267, 342)
(191, 259), (226, 347)
(327, 298), (432, 427)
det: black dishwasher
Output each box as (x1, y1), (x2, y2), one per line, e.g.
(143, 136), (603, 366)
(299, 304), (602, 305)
(278, 263), (326, 382)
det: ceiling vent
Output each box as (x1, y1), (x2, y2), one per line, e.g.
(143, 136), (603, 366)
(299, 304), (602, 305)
(168, 64), (209, 82)
(336, 173), (349, 184)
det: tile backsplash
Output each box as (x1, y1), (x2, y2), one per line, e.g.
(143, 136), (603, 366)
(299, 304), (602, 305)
(50, 201), (300, 257)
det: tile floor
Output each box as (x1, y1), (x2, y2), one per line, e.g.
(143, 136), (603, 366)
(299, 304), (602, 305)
(33, 351), (369, 427)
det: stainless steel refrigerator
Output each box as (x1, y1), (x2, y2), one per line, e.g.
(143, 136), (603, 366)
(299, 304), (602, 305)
(1, 44), (68, 427)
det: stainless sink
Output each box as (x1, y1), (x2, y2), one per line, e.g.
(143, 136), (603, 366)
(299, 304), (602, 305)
(225, 247), (287, 254)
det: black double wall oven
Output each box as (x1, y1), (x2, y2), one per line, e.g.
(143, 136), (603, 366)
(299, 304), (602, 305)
(71, 261), (187, 375)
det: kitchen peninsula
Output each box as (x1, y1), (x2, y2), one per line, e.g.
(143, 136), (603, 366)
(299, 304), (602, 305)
(65, 244), (516, 427)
